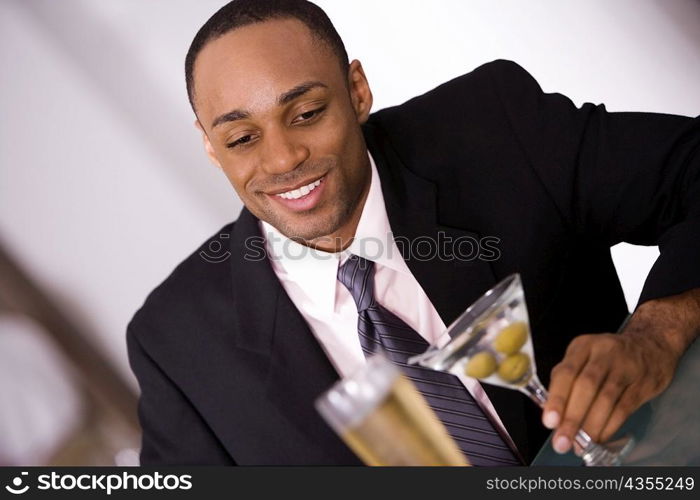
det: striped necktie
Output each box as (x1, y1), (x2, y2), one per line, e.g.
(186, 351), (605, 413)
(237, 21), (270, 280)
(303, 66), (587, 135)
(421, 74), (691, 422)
(337, 254), (522, 466)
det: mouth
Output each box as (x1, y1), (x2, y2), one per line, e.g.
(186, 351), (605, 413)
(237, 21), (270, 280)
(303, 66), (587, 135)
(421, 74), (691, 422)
(267, 174), (325, 199)
(265, 174), (327, 212)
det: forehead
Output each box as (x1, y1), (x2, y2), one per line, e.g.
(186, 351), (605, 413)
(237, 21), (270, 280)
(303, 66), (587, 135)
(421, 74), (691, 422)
(193, 18), (342, 124)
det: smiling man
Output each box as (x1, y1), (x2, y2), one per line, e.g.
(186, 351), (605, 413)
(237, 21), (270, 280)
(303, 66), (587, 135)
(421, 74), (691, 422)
(127, 0), (700, 465)
(191, 15), (371, 252)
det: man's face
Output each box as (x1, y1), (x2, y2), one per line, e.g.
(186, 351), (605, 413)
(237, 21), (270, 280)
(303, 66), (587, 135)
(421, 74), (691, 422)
(192, 18), (373, 246)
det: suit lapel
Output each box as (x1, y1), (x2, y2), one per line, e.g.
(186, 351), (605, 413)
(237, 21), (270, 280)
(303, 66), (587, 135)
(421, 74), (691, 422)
(228, 209), (360, 463)
(363, 123), (498, 326)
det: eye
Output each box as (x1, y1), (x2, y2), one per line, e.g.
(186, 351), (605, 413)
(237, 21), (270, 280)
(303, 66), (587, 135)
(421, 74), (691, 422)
(292, 105), (326, 125)
(226, 134), (256, 149)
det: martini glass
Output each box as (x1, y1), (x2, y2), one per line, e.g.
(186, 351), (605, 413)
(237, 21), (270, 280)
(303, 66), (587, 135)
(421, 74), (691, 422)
(408, 273), (635, 466)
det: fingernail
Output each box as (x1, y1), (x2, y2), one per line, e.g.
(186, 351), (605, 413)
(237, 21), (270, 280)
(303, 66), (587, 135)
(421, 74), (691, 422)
(553, 436), (571, 454)
(543, 411), (560, 429)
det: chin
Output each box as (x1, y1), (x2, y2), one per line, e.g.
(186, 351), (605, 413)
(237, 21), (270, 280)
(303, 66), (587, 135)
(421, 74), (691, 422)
(276, 210), (346, 244)
(282, 222), (337, 243)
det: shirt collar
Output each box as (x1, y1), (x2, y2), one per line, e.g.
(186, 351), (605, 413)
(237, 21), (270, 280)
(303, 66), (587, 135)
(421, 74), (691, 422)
(259, 151), (411, 313)
(345, 153), (411, 277)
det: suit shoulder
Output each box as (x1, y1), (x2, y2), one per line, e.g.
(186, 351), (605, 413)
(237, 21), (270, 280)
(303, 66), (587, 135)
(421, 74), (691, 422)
(437, 59), (541, 97)
(127, 221), (236, 339)
(444, 59), (539, 92)
(373, 59), (538, 119)
(477, 59), (537, 82)
(365, 60), (544, 179)
(368, 59), (544, 141)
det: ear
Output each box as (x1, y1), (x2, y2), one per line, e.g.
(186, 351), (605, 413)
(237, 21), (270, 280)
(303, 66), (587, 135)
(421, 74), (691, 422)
(347, 59), (373, 124)
(195, 120), (223, 169)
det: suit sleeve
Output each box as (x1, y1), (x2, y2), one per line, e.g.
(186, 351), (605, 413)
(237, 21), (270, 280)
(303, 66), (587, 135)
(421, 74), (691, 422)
(126, 321), (235, 465)
(486, 59), (700, 306)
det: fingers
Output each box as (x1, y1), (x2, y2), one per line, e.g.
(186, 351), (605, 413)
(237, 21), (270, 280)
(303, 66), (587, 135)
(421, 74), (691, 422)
(599, 384), (643, 442)
(570, 373), (628, 457)
(542, 336), (591, 451)
(544, 335), (633, 454)
(544, 330), (677, 457)
(552, 358), (612, 453)
(580, 372), (629, 441)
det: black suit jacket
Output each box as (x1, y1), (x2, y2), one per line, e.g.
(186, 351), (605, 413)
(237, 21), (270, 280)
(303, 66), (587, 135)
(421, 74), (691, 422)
(127, 60), (700, 465)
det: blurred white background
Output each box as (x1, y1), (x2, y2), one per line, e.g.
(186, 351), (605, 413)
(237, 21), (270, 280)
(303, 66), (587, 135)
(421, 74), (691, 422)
(1, 0), (699, 464)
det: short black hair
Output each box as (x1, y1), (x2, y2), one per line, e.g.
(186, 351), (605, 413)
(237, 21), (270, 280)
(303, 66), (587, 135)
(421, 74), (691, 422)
(185, 0), (349, 112)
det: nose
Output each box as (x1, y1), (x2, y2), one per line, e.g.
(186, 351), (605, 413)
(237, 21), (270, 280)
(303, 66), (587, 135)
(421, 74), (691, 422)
(260, 126), (309, 175)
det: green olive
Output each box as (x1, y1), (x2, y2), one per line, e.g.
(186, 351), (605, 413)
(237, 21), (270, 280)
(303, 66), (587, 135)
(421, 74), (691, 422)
(492, 321), (528, 355)
(465, 351), (498, 379)
(497, 352), (531, 384)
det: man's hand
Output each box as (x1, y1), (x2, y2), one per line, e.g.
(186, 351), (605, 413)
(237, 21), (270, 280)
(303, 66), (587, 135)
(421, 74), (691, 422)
(542, 288), (700, 455)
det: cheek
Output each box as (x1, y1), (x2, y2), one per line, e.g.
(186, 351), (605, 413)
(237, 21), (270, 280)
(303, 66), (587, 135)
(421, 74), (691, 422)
(221, 163), (256, 199)
(314, 116), (358, 160)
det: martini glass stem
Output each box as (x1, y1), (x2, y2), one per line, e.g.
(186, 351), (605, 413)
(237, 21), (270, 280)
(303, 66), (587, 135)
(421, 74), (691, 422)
(520, 376), (633, 466)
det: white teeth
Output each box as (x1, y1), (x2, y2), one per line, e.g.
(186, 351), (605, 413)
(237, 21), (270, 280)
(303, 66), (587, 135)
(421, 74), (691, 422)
(276, 178), (323, 200)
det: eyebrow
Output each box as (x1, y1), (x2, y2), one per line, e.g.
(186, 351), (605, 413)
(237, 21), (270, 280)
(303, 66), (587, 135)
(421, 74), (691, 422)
(211, 80), (328, 129)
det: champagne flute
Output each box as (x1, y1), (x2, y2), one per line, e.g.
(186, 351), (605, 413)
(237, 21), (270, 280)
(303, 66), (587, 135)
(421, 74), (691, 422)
(315, 354), (470, 466)
(408, 273), (635, 466)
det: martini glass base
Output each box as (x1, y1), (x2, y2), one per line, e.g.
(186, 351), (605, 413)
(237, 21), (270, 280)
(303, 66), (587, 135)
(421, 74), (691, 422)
(520, 376), (635, 466)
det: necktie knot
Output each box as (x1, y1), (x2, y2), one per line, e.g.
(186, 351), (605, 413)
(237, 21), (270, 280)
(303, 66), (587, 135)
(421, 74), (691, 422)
(337, 254), (375, 312)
